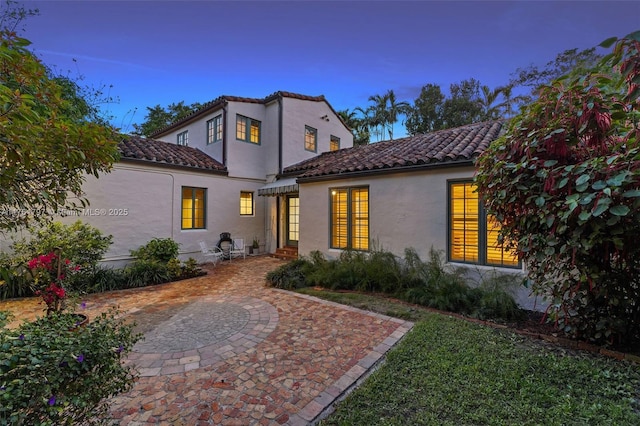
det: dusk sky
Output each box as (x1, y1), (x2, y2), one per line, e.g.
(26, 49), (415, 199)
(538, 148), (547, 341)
(19, 1), (640, 137)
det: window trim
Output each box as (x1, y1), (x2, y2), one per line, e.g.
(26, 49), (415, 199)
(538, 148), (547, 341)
(329, 185), (369, 251)
(236, 114), (261, 144)
(206, 115), (222, 144)
(330, 135), (340, 151)
(447, 179), (520, 268)
(181, 186), (206, 230)
(240, 191), (254, 216)
(305, 125), (317, 152)
(177, 130), (189, 146)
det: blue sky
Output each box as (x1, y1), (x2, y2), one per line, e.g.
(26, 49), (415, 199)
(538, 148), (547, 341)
(19, 1), (640, 137)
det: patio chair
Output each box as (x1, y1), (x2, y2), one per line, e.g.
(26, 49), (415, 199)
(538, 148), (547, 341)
(199, 241), (224, 266)
(229, 238), (246, 261)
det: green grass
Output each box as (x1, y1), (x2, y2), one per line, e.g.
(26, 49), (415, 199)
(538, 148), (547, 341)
(301, 289), (640, 426)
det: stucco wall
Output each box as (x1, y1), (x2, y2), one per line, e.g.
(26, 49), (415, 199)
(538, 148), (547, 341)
(298, 167), (545, 311)
(158, 107), (225, 165)
(1, 163), (267, 267)
(281, 97), (353, 168)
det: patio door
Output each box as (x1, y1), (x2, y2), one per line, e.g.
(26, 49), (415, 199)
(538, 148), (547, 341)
(286, 195), (299, 247)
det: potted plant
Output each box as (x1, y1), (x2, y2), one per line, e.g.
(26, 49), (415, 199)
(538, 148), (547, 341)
(252, 237), (260, 255)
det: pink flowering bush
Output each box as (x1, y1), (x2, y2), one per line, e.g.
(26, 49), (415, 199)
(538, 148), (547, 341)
(27, 251), (80, 315)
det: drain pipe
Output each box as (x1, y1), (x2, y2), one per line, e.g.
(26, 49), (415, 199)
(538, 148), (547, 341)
(222, 100), (228, 166)
(276, 95), (283, 249)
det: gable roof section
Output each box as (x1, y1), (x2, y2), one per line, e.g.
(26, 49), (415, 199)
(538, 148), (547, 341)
(150, 91), (349, 137)
(284, 120), (505, 182)
(118, 135), (227, 175)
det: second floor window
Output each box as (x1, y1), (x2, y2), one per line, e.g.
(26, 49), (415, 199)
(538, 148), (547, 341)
(207, 115), (222, 144)
(236, 115), (261, 144)
(330, 135), (340, 151)
(305, 126), (317, 152)
(177, 131), (188, 146)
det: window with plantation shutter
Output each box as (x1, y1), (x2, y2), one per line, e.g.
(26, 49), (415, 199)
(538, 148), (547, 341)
(449, 181), (518, 267)
(330, 187), (368, 250)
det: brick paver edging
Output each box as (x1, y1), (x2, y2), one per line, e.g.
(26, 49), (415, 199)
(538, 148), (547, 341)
(273, 290), (414, 425)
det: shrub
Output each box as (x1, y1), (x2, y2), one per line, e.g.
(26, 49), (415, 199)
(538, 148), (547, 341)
(0, 254), (32, 300)
(269, 246), (523, 322)
(166, 258), (182, 280)
(130, 238), (179, 263)
(474, 271), (524, 321)
(181, 258), (203, 279)
(123, 260), (169, 288)
(11, 221), (112, 271)
(82, 266), (127, 294)
(265, 258), (311, 290)
(7, 221), (113, 296)
(0, 308), (140, 425)
(475, 33), (640, 346)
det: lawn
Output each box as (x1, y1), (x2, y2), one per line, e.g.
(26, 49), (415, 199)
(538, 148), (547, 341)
(297, 289), (640, 426)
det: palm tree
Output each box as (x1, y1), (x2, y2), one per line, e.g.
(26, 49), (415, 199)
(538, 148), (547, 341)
(479, 85), (505, 120)
(366, 93), (389, 141)
(384, 90), (410, 140)
(366, 90), (410, 141)
(338, 108), (370, 145)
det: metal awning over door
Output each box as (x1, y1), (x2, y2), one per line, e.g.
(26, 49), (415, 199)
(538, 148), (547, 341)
(257, 177), (299, 196)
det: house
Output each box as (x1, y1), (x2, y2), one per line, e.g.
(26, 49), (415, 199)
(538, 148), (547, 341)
(2, 91), (352, 265)
(272, 119), (541, 309)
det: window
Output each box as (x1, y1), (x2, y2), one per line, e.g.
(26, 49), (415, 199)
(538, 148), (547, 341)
(448, 181), (519, 267)
(305, 126), (317, 152)
(182, 187), (206, 229)
(240, 191), (254, 215)
(330, 187), (369, 250)
(177, 131), (188, 146)
(207, 115), (222, 144)
(236, 115), (261, 144)
(330, 135), (340, 152)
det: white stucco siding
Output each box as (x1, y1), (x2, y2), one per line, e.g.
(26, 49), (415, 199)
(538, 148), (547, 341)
(225, 102), (268, 179)
(41, 163), (265, 265)
(281, 98), (353, 169)
(156, 107), (225, 164)
(298, 168), (471, 261)
(298, 167), (544, 311)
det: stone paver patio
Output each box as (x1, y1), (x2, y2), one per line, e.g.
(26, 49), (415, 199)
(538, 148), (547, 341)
(0, 256), (413, 425)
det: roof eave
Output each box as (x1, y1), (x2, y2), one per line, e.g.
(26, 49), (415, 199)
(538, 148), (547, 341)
(119, 157), (229, 176)
(295, 159), (476, 183)
(150, 100), (227, 138)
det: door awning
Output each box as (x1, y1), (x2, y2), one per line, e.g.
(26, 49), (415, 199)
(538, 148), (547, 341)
(257, 177), (299, 196)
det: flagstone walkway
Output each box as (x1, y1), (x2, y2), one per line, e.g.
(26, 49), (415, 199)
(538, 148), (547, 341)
(1, 256), (413, 425)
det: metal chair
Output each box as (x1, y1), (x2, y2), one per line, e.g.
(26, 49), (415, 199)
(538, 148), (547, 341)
(229, 238), (246, 261)
(199, 241), (224, 266)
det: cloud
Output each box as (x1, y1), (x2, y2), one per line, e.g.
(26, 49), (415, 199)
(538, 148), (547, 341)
(34, 49), (162, 72)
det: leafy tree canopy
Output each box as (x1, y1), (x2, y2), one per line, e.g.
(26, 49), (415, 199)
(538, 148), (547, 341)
(510, 47), (602, 107)
(131, 101), (203, 137)
(338, 109), (370, 145)
(476, 31), (640, 346)
(0, 31), (119, 232)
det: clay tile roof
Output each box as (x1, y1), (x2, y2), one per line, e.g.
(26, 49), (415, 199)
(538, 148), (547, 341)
(284, 120), (505, 180)
(118, 135), (227, 174)
(150, 91), (334, 137)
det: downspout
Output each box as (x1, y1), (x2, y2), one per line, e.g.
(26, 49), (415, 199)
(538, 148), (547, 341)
(276, 96), (283, 249)
(222, 101), (228, 166)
